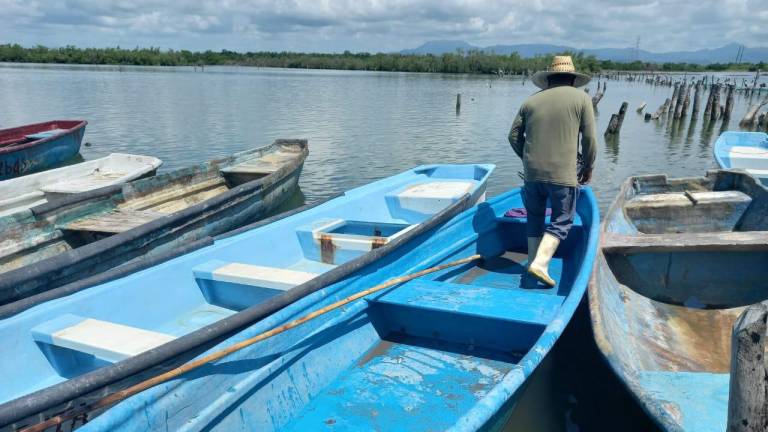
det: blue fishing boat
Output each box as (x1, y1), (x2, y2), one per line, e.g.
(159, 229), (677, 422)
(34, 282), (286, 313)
(0, 120), (87, 180)
(590, 170), (768, 431)
(53, 185), (598, 431)
(714, 131), (768, 186)
(0, 164), (494, 429)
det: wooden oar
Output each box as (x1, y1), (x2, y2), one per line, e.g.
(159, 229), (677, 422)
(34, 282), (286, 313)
(22, 253), (483, 432)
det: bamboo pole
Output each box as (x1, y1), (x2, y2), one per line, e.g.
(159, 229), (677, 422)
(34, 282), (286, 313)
(21, 254), (484, 432)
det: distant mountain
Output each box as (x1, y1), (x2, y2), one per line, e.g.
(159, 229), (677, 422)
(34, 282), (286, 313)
(400, 40), (478, 55)
(400, 41), (768, 64)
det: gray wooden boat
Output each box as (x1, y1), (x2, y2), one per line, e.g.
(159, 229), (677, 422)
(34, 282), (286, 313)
(589, 169), (768, 431)
(0, 139), (308, 305)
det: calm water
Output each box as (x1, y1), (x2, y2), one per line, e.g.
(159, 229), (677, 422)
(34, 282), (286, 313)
(1, 64), (766, 431)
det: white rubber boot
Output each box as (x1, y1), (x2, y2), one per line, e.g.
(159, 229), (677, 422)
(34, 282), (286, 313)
(527, 237), (542, 269)
(527, 233), (560, 287)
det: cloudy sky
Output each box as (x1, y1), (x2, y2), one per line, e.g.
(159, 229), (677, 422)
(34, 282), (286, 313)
(1, 0), (766, 53)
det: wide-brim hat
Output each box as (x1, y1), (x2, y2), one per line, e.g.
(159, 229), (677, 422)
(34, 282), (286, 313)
(531, 55), (591, 89)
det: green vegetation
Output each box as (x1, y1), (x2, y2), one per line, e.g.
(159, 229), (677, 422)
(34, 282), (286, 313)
(0, 44), (763, 74)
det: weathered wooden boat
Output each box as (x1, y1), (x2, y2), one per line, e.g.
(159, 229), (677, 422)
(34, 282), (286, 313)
(0, 120), (87, 180)
(0, 153), (162, 218)
(0, 163), (494, 429)
(590, 170), (768, 431)
(714, 131), (768, 186)
(0, 139), (308, 305)
(76, 185), (597, 431)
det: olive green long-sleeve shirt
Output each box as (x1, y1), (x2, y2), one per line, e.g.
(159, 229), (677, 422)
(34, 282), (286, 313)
(508, 85), (597, 187)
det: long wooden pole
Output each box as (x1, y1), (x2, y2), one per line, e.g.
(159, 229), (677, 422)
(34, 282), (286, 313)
(727, 304), (768, 432)
(22, 254), (483, 432)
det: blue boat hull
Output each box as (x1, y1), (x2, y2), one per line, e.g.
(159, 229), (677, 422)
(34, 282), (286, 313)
(714, 131), (768, 186)
(0, 164), (495, 429)
(0, 124), (85, 180)
(590, 170), (768, 432)
(78, 186), (599, 431)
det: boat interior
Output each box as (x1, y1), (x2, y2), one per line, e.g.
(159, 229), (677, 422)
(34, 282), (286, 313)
(593, 170), (768, 431)
(716, 131), (768, 185)
(0, 120), (83, 149)
(0, 164), (493, 407)
(80, 185), (595, 431)
(0, 154), (162, 218)
(0, 140), (307, 273)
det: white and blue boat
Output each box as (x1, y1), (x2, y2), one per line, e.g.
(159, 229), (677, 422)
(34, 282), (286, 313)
(58, 185), (597, 431)
(0, 164), (493, 429)
(714, 131), (768, 186)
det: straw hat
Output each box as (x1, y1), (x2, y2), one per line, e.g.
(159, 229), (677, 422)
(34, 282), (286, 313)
(531, 55), (591, 89)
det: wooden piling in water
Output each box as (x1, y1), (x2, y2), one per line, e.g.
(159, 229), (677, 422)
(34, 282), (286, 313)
(681, 84), (692, 118)
(636, 102), (646, 114)
(709, 84), (721, 123)
(648, 98), (671, 120)
(669, 83), (680, 116)
(592, 82), (606, 109)
(605, 102), (629, 135)
(674, 83), (687, 119)
(704, 84), (716, 118)
(727, 303), (768, 432)
(456, 93), (461, 114)
(691, 82), (702, 116)
(740, 96), (768, 128)
(723, 85), (735, 122)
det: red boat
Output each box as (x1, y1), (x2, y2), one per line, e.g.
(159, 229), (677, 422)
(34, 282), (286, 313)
(0, 120), (87, 180)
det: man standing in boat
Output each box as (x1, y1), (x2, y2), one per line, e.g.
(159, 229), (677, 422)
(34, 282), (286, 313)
(508, 55), (597, 287)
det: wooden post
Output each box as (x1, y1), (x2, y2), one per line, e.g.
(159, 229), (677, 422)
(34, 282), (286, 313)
(740, 97), (768, 128)
(692, 82), (702, 116)
(649, 98), (671, 120)
(669, 83), (680, 115)
(723, 85), (735, 122)
(456, 93), (461, 114)
(704, 84), (716, 118)
(592, 82), (606, 108)
(605, 102), (629, 135)
(636, 102), (647, 114)
(674, 83), (688, 119)
(681, 84), (692, 118)
(727, 304), (768, 432)
(710, 84), (721, 123)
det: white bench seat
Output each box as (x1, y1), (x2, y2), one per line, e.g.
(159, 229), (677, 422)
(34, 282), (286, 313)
(194, 260), (318, 290)
(193, 260), (321, 310)
(32, 314), (175, 363)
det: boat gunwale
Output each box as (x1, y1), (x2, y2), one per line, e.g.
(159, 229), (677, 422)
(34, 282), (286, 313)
(0, 165), (491, 428)
(0, 120), (87, 154)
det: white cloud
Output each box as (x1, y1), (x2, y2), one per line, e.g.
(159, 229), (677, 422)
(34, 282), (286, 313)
(0, 0), (765, 52)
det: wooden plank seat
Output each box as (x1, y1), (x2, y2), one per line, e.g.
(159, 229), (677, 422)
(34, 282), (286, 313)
(119, 177), (228, 213)
(32, 314), (175, 363)
(602, 231), (768, 254)
(221, 151), (298, 175)
(59, 209), (165, 234)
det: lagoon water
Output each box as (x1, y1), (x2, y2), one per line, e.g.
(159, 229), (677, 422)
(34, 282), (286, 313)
(1, 64), (766, 431)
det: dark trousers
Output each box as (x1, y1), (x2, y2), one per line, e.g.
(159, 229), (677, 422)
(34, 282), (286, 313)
(522, 181), (579, 241)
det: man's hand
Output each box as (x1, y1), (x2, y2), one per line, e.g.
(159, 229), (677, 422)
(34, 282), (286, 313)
(578, 168), (593, 185)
